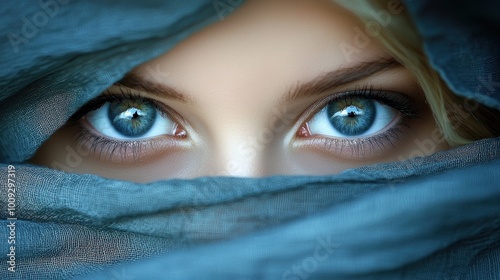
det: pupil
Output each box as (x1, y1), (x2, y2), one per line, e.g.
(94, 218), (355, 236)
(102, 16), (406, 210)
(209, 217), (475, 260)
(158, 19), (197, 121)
(326, 98), (376, 136)
(108, 101), (157, 137)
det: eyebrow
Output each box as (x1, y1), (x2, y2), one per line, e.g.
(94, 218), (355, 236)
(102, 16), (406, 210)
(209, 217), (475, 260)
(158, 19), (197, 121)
(284, 57), (401, 103)
(115, 57), (400, 104)
(115, 72), (189, 103)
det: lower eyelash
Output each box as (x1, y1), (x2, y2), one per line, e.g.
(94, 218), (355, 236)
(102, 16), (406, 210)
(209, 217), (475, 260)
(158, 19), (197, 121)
(69, 122), (189, 163)
(71, 122), (154, 162)
(295, 121), (410, 159)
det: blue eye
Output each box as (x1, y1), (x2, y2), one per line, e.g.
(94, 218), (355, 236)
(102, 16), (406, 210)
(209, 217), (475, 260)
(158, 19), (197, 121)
(307, 97), (398, 138)
(84, 99), (179, 140)
(108, 99), (157, 137)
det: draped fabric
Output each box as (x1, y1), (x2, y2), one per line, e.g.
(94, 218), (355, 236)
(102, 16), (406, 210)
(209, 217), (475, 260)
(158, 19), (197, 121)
(0, 1), (499, 279)
(404, 0), (500, 111)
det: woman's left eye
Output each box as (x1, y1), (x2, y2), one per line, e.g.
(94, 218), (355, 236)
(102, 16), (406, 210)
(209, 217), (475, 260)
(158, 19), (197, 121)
(298, 96), (398, 138)
(84, 98), (184, 140)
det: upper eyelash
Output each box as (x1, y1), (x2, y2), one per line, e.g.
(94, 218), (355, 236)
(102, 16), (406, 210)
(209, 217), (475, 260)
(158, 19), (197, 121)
(68, 88), (169, 124)
(296, 86), (423, 133)
(310, 86), (422, 119)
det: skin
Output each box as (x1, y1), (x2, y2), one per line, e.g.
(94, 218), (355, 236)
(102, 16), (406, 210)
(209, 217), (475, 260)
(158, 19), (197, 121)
(30, 0), (448, 182)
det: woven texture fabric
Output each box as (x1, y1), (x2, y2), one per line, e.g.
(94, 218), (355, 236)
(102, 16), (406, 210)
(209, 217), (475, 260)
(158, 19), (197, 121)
(0, 140), (500, 279)
(404, 0), (500, 111)
(0, 1), (499, 279)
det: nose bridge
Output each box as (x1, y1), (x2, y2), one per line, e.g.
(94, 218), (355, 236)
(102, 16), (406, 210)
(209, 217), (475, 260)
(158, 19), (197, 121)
(201, 99), (297, 177)
(207, 125), (271, 177)
(189, 84), (287, 177)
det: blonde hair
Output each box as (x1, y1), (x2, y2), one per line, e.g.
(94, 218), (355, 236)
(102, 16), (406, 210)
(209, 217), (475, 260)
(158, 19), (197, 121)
(334, 0), (499, 146)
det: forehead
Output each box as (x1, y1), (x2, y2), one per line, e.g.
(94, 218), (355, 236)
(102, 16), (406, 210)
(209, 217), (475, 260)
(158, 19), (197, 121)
(135, 0), (389, 84)
(132, 0), (391, 123)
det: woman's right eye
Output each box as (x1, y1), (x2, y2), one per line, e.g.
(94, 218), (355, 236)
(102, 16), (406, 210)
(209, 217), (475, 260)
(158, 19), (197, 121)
(82, 97), (186, 140)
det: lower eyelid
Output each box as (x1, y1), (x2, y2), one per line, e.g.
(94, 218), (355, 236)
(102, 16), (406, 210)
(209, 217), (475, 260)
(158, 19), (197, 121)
(292, 122), (409, 160)
(69, 122), (192, 163)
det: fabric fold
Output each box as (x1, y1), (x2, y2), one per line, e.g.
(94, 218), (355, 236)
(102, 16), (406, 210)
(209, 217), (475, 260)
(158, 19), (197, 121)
(1, 138), (500, 279)
(403, 0), (500, 110)
(80, 153), (500, 279)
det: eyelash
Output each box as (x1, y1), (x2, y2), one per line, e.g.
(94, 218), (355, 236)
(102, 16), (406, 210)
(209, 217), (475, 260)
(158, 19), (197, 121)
(68, 87), (422, 161)
(69, 88), (169, 122)
(294, 87), (422, 158)
(68, 89), (186, 162)
(71, 123), (161, 162)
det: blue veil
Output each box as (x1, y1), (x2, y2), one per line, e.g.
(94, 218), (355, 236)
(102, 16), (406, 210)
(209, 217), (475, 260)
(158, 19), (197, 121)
(1, 1), (499, 279)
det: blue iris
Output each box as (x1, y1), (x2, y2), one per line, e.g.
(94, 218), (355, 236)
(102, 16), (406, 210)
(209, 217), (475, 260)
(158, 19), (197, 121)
(108, 100), (156, 137)
(327, 97), (376, 136)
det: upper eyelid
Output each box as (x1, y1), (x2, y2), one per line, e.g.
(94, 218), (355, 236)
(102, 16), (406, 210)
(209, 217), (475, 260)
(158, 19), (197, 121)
(295, 88), (419, 128)
(283, 57), (401, 104)
(117, 58), (400, 106)
(116, 72), (190, 103)
(69, 89), (189, 130)
(105, 88), (191, 128)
